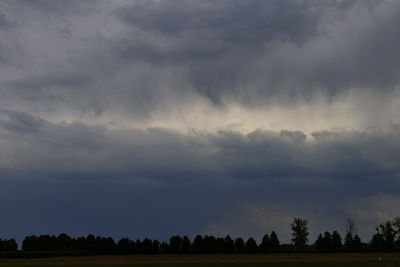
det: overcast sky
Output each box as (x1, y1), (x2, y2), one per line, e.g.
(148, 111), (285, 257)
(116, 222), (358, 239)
(1, 0), (400, 244)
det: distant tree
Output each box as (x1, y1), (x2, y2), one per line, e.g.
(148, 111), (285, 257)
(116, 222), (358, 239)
(393, 217), (400, 249)
(234, 238), (245, 253)
(370, 233), (384, 252)
(331, 231), (342, 251)
(245, 237), (257, 253)
(0, 239), (18, 251)
(94, 236), (116, 253)
(352, 234), (362, 252)
(203, 235), (217, 253)
(118, 238), (133, 254)
(169, 236), (183, 253)
(314, 234), (324, 252)
(152, 240), (160, 254)
(224, 235), (234, 253)
(134, 239), (142, 254)
(22, 235), (38, 251)
(87, 234), (96, 250)
(182, 236), (191, 253)
(291, 218), (309, 252)
(142, 238), (153, 254)
(75, 236), (89, 251)
(344, 232), (353, 251)
(56, 233), (72, 250)
(380, 221), (395, 251)
(216, 237), (225, 253)
(260, 234), (270, 252)
(269, 231), (280, 251)
(192, 235), (203, 253)
(345, 219), (356, 237)
(36, 235), (55, 251)
(159, 241), (169, 253)
(322, 232), (332, 251)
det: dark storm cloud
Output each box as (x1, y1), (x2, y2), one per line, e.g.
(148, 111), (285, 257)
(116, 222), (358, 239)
(1, 0), (400, 245)
(1, 0), (399, 116)
(107, 0), (400, 105)
(1, 111), (400, 241)
(118, 0), (321, 45)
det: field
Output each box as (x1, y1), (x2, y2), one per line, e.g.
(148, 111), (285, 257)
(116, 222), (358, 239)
(0, 254), (400, 267)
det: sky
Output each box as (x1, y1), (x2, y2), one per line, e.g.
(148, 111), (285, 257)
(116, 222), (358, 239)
(1, 0), (400, 245)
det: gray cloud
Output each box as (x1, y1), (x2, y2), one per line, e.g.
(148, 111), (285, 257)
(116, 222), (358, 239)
(1, 111), (400, 242)
(1, 0), (400, 245)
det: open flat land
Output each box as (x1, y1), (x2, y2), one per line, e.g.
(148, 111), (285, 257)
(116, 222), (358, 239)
(0, 254), (400, 267)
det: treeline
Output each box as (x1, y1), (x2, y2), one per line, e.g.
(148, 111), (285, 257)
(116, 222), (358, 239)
(17, 232), (280, 254)
(0, 239), (18, 251)
(1, 217), (400, 255)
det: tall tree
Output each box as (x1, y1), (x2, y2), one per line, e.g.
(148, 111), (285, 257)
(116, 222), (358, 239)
(344, 232), (353, 252)
(234, 238), (245, 253)
(260, 234), (270, 252)
(181, 236), (191, 253)
(269, 231), (280, 251)
(352, 234), (362, 252)
(245, 237), (257, 253)
(224, 235), (234, 253)
(380, 221), (395, 251)
(169, 236), (183, 253)
(291, 218), (309, 252)
(331, 231), (342, 251)
(314, 234), (324, 252)
(192, 235), (203, 253)
(117, 238), (133, 254)
(322, 231), (332, 251)
(345, 218), (356, 237)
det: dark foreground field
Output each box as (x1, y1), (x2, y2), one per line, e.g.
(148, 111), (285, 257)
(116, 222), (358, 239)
(0, 254), (399, 267)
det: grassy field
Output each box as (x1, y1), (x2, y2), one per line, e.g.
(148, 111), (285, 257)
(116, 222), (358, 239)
(0, 253), (399, 267)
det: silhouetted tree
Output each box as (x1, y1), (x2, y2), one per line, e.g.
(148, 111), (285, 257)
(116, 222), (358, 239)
(353, 234), (362, 252)
(260, 234), (270, 252)
(331, 231), (342, 251)
(152, 240), (160, 254)
(134, 239), (142, 254)
(216, 237), (225, 253)
(269, 231), (280, 251)
(75, 236), (89, 251)
(203, 235), (217, 253)
(370, 232), (384, 252)
(245, 237), (257, 253)
(182, 236), (191, 253)
(159, 241), (169, 253)
(87, 234), (95, 250)
(322, 232), (332, 251)
(393, 217), (400, 249)
(192, 235), (203, 253)
(345, 219), (356, 237)
(118, 238), (133, 254)
(291, 218), (309, 252)
(315, 234), (324, 252)
(234, 238), (245, 253)
(0, 239), (18, 251)
(169, 236), (182, 253)
(56, 233), (72, 250)
(344, 232), (353, 252)
(141, 238), (152, 254)
(224, 235), (234, 253)
(380, 221), (395, 251)
(22, 235), (38, 251)
(94, 236), (116, 253)
(37, 235), (56, 251)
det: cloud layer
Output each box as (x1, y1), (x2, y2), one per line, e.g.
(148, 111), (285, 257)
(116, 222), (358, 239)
(0, 0), (400, 244)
